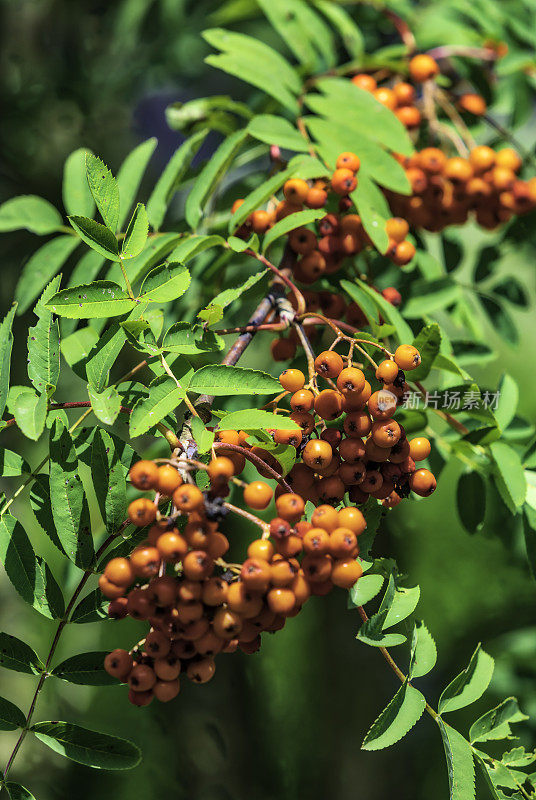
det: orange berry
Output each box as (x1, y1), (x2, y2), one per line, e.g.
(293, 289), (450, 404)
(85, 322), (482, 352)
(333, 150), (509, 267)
(130, 546), (161, 578)
(127, 498), (156, 527)
(385, 217), (409, 243)
(336, 367), (365, 394)
(156, 465), (182, 496)
(104, 649), (133, 681)
(331, 168), (357, 196)
(250, 209), (273, 234)
(409, 437), (431, 461)
(104, 557), (134, 587)
(98, 575), (125, 599)
(279, 368), (305, 393)
(331, 559), (363, 588)
(458, 93), (487, 116)
(172, 484), (204, 513)
(275, 493), (305, 523)
(248, 538), (275, 561)
(351, 73), (377, 92)
(156, 531), (188, 562)
(409, 54), (439, 82)
(337, 506), (367, 536)
(129, 460), (158, 490)
(409, 468), (437, 496)
(314, 350), (344, 379)
(392, 240), (416, 266)
(336, 152), (361, 172)
(394, 344), (421, 371)
(393, 82), (416, 106)
(495, 148), (522, 173)
(375, 359), (399, 383)
(207, 456), (235, 485)
(311, 504), (339, 532)
(373, 87), (397, 110)
(283, 178), (310, 204)
(243, 481), (273, 510)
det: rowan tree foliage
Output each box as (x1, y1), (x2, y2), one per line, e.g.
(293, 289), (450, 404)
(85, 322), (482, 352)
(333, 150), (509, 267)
(1, 2), (536, 799)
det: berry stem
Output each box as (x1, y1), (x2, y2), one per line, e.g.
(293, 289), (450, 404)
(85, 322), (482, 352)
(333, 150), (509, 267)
(213, 442), (293, 493)
(356, 605), (439, 722)
(2, 530), (116, 781)
(222, 502), (271, 535)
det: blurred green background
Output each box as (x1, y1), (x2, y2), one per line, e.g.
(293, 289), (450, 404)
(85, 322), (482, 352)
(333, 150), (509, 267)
(1, 1), (536, 798)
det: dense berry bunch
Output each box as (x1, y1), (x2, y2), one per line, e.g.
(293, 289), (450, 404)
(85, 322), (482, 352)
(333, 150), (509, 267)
(389, 145), (535, 231)
(101, 459), (366, 706)
(274, 344), (435, 509)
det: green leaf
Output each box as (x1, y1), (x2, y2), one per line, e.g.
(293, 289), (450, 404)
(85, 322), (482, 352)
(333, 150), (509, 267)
(314, 0), (364, 59)
(15, 235), (80, 314)
(490, 441), (527, 513)
(309, 77), (413, 155)
(188, 365), (281, 396)
(88, 385), (121, 426)
(262, 209), (326, 253)
(190, 416), (215, 454)
(5, 783), (38, 800)
(46, 281), (137, 319)
(68, 216), (120, 261)
(0, 514), (63, 618)
(494, 374), (518, 432)
(403, 278), (461, 318)
(30, 475), (65, 554)
(0, 695), (26, 730)
(63, 148), (95, 217)
(411, 323), (441, 381)
(30, 721), (141, 770)
(116, 138), (157, 229)
(138, 262), (191, 303)
(200, 269), (268, 319)
(349, 573), (384, 606)
(523, 504), (536, 580)
(85, 323), (126, 392)
(457, 472), (486, 534)
(439, 644), (494, 714)
(357, 610), (407, 647)
(0, 449), (30, 477)
(91, 430), (128, 533)
(28, 276), (62, 395)
(470, 698), (528, 744)
(0, 195), (63, 235)
(350, 174), (390, 253)
(380, 576), (421, 630)
(362, 682), (426, 751)
(8, 387), (47, 441)
(0, 632), (42, 674)
(257, 0), (335, 71)
(168, 235), (225, 264)
(146, 130), (207, 231)
(219, 409), (301, 431)
(85, 153), (120, 232)
(204, 29), (300, 114)
(342, 278), (413, 343)
(409, 621), (437, 679)
(437, 720), (475, 800)
(162, 323), (224, 356)
(185, 128), (248, 229)
(52, 652), (117, 686)
(129, 376), (186, 438)
(0, 303), (17, 420)
(481, 296), (518, 346)
(49, 419), (94, 569)
(121, 204), (148, 259)
(70, 589), (109, 624)
(247, 115), (309, 153)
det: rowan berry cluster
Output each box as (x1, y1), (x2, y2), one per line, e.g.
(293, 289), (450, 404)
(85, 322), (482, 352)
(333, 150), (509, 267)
(389, 144), (535, 231)
(101, 458), (365, 706)
(275, 344), (435, 509)
(352, 55), (536, 232)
